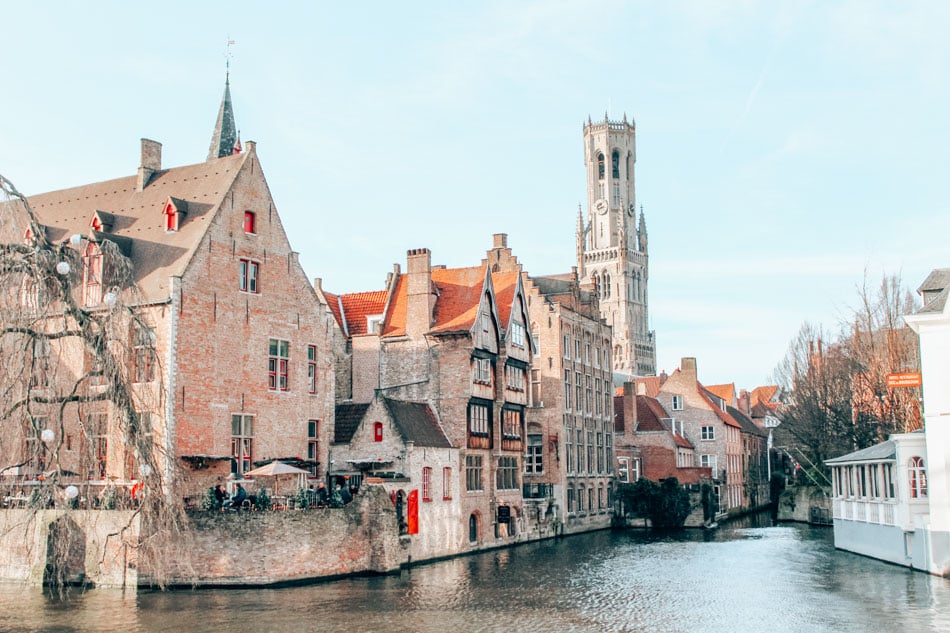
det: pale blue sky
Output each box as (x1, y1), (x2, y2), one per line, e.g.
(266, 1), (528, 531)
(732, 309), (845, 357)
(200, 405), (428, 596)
(2, 1), (947, 389)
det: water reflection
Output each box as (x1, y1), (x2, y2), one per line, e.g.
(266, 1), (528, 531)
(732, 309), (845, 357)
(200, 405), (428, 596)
(3, 517), (949, 633)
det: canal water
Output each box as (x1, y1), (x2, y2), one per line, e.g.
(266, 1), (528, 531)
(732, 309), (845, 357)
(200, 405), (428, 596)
(2, 515), (949, 633)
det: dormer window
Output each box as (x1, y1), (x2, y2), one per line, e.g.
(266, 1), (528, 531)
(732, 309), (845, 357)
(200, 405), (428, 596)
(243, 211), (256, 234)
(89, 210), (114, 233)
(23, 227), (35, 245)
(162, 197), (188, 233)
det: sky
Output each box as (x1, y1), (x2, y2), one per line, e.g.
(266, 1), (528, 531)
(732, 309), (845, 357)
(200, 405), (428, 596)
(1, 1), (947, 390)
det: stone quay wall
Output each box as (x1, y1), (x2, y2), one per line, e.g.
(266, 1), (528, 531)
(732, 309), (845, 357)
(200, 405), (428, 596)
(164, 486), (405, 587)
(0, 487), (405, 591)
(777, 485), (833, 525)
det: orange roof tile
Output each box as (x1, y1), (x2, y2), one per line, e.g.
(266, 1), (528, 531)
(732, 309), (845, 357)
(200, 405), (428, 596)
(750, 385), (779, 408)
(339, 291), (387, 336)
(706, 383), (735, 404)
(699, 382), (742, 428)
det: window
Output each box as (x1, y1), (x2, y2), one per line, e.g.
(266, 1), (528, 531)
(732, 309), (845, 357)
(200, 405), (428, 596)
(576, 429), (585, 472)
(595, 378), (602, 414)
(466, 455), (483, 491)
(243, 210), (256, 234)
(307, 420), (319, 476)
(443, 467), (452, 500)
(632, 457), (641, 482)
(672, 395), (684, 411)
(530, 369), (541, 406)
(497, 457), (519, 490)
(605, 432), (612, 473)
(231, 414), (253, 476)
(567, 487), (575, 513)
(505, 365), (525, 391)
(611, 150), (620, 178)
(563, 335), (571, 358)
(701, 454), (717, 472)
(469, 514), (478, 542)
(701, 426), (715, 440)
(132, 324), (156, 383)
(502, 408), (522, 440)
(473, 358), (492, 384)
(468, 403), (490, 437)
(525, 433), (543, 474)
(564, 370), (572, 410)
(422, 467), (433, 502)
(510, 322), (525, 347)
(587, 431), (594, 473)
(596, 432), (604, 473)
(585, 343), (591, 365)
(373, 421), (383, 442)
(575, 339), (581, 359)
(239, 258), (259, 293)
(618, 457), (630, 482)
(575, 372), (583, 409)
(597, 153), (605, 180)
(585, 375), (593, 412)
(883, 463), (895, 498)
(909, 456), (927, 499)
(82, 242), (103, 306)
(307, 345), (317, 394)
(268, 339), (289, 391)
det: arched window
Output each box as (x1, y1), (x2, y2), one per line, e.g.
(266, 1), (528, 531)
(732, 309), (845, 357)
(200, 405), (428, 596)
(469, 513), (478, 542)
(909, 456), (927, 498)
(611, 150), (620, 178)
(603, 273), (611, 299)
(626, 152), (633, 181)
(597, 153), (605, 180)
(591, 272), (600, 298)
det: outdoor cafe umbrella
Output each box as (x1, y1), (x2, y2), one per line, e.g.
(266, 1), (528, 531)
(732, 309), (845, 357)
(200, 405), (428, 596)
(242, 461), (309, 494)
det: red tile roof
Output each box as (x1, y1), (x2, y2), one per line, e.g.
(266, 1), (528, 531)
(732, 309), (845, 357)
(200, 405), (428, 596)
(750, 385), (780, 408)
(705, 383), (735, 404)
(635, 375), (664, 398)
(382, 265), (521, 338)
(699, 382), (742, 428)
(338, 290), (387, 336)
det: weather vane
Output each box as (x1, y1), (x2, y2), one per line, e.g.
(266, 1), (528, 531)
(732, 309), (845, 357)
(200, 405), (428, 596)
(225, 36), (236, 77)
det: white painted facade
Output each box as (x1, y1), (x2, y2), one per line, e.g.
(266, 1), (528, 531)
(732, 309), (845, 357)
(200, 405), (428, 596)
(828, 268), (950, 575)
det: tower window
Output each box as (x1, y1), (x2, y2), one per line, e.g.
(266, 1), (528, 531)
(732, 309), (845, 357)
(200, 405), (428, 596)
(597, 153), (605, 180)
(612, 150), (620, 178)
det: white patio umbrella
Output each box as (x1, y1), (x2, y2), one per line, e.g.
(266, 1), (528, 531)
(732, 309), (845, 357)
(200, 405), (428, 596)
(243, 461), (309, 494)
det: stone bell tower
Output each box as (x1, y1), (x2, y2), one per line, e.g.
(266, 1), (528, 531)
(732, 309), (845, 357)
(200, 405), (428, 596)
(576, 113), (655, 378)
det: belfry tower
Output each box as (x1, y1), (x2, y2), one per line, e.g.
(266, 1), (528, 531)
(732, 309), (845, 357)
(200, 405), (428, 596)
(576, 114), (656, 377)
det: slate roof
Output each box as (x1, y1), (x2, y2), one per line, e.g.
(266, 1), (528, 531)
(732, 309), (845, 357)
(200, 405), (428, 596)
(825, 440), (896, 464)
(917, 268), (950, 314)
(384, 399), (452, 448)
(334, 402), (371, 443)
(727, 406), (767, 437)
(24, 152), (248, 301)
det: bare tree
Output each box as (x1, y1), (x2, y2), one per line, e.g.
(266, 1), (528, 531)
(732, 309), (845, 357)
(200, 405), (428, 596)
(0, 174), (190, 589)
(773, 272), (921, 474)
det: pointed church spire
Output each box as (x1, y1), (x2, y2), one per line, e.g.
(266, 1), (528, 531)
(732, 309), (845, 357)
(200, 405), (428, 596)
(207, 75), (238, 161)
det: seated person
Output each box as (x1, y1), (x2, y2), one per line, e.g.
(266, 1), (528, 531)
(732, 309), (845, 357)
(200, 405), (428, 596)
(213, 484), (227, 508)
(225, 483), (247, 510)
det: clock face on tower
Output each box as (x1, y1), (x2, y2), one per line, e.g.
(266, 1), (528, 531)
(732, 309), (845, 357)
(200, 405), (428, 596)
(627, 203), (637, 217)
(595, 199), (608, 214)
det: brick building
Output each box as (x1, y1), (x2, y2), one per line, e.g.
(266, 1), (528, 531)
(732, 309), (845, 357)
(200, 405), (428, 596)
(326, 235), (538, 551)
(2, 79), (336, 499)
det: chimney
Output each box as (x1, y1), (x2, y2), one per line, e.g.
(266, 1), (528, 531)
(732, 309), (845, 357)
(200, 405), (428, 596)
(738, 389), (750, 415)
(493, 233), (507, 249)
(621, 382), (637, 433)
(245, 140), (256, 154)
(406, 248), (434, 337)
(137, 138), (162, 191)
(681, 357), (697, 380)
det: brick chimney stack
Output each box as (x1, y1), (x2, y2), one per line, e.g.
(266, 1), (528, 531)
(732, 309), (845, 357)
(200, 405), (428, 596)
(137, 138), (162, 191)
(622, 382), (638, 433)
(406, 248), (434, 337)
(681, 357), (697, 380)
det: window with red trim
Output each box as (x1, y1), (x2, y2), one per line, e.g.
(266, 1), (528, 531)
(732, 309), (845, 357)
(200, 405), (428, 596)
(373, 422), (383, 442)
(239, 259), (259, 293)
(422, 467), (432, 502)
(243, 211), (256, 234)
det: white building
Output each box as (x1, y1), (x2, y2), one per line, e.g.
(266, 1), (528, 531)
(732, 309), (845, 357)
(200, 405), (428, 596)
(827, 268), (950, 575)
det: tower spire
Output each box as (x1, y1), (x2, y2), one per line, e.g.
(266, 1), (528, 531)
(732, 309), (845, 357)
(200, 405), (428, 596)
(208, 39), (238, 161)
